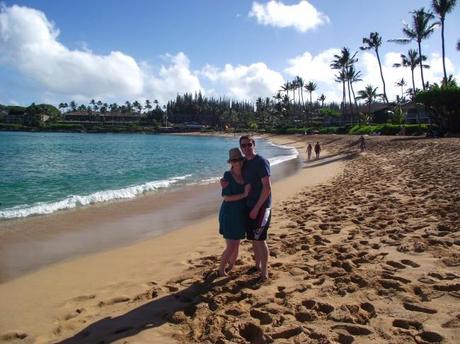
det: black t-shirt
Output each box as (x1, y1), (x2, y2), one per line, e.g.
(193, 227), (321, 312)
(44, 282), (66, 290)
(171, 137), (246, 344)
(242, 155), (271, 208)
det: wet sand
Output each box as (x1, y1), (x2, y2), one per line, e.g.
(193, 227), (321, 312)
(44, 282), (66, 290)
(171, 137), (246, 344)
(1, 135), (459, 344)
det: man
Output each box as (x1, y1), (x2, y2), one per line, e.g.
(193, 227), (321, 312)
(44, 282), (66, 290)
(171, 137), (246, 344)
(314, 141), (321, 160)
(359, 135), (366, 152)
(239, 135), (272, 280)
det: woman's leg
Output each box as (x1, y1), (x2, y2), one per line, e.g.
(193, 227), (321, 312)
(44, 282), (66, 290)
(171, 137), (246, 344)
(227, 240), (240, 271)
(219, 240), (231, 276)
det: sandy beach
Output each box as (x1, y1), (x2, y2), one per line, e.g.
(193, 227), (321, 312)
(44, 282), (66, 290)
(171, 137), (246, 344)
(1, 134), (459, 344)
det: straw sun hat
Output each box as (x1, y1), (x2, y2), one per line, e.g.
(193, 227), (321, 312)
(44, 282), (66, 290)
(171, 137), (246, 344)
(227, 148), (244, 163)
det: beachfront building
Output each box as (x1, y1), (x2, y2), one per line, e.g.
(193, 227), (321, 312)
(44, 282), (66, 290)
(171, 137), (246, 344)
(61, 112), (147, 125)
(0, 112), (50, 125)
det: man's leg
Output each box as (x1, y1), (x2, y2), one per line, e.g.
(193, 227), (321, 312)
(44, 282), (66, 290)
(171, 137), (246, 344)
(252, 241), (261, 270)
(254, 240), (269, 279)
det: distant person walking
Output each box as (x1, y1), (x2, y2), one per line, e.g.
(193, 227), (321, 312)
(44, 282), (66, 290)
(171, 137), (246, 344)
(306, 143), (312, 161)
(218, 148), (250, 276)
(358, 135), (366, 152)
(314, 142), (321, 160)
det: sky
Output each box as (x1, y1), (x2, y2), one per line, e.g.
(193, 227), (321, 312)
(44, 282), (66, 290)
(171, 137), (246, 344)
(0, 0), (459, 107)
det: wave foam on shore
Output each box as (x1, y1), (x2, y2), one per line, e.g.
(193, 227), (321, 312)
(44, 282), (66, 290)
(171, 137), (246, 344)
(0, 174), (192, 220)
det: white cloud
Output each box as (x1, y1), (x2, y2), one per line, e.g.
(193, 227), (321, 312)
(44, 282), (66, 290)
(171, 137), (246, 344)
(200, 62), (285, 100)
(284, 49), (344, 103)
(0, 5), (202, 104)
(358, 51), (458, 100)
(285, 49), (339, 85)
(143, 52), (202, 103)
(249, 0), (329, 32)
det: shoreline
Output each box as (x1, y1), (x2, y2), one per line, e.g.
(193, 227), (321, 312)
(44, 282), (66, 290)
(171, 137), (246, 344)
(0, 135), (299, 282)
(0, 134), (348, 342)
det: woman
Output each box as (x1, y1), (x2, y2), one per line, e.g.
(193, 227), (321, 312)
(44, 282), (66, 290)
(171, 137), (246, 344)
(218, 147), (250, 276)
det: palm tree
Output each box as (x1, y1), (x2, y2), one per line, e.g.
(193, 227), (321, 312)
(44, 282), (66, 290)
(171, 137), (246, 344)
(295, 76), (305, 109)
(318, 94), (326, 108)
(395, 78), (407, 99)
(356, 85), (381, 121)
(90, 99), (96, 112)
(330, 47), (358, 113)
(144, 99), (152, 113)
(124, 101), (132, 114)
(360, 32), (388, 103)
(346, 65), (362, 123)
(280, 82), (291, 103)
(304, 81), (317, 110)
(109, 103), (119, 113)
(432, 0), (457, 87)
(69, 101), (77, 112)
(290, 79), (297, 106)
(393, 49), (430, 96)
(58, 102), (68, 113)
(457, 39), (460, 50)
(391, 8), (437, 90)
(132, 100), (142, 114)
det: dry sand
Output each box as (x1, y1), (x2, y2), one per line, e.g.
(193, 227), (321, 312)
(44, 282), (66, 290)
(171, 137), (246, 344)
(1, 135), (459, 344)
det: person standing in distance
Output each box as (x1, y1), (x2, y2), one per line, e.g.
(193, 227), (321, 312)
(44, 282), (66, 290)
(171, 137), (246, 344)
(314, 141), (321, 160)
(306, 143), (313, 161)
(239, 135), (272, 281)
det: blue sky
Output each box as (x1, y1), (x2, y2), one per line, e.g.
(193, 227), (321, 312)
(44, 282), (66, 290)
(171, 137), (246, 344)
(0, 0), (459, 107)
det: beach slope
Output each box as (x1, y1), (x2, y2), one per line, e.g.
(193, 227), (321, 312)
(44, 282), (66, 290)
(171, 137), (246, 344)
(1, 135), (459, 344)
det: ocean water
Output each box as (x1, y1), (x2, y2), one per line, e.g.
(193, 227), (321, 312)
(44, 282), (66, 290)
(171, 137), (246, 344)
(0, 132), (297, 219)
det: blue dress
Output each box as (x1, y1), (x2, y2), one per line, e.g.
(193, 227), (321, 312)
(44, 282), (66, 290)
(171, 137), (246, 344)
(219, 171), (247, 240)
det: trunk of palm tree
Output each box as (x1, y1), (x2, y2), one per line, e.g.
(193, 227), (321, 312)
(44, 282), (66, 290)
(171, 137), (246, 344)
(410, 68), (416, 96)
(300, 88), (305, 112)
(341, 77), (346, 113)
(350, 82), (360, 125)
(417, 40), (426, 90)
(376, 49), (389, 103)
(347, 78), (354, 125)
(441, 17), (447, 86)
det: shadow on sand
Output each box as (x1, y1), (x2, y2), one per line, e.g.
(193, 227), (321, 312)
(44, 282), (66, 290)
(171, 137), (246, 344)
(302, 151), (359, 169)
(55, 270), (264, 344)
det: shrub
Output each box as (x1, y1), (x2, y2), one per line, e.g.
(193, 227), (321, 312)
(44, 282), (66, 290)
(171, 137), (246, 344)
(348, 124), (428, 136)
(416, 86), (460, 133)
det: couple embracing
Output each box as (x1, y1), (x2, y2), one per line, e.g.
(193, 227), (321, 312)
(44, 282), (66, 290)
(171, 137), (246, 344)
(218, 135), (271, 281)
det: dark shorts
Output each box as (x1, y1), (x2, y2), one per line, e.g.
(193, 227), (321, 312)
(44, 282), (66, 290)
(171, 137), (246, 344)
(246, 206), (271, 241)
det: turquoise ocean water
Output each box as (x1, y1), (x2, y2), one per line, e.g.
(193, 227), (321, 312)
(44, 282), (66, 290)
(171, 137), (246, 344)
(0, 132), (297, 220)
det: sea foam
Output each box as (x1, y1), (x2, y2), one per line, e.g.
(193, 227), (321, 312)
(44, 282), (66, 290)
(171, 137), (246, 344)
(0, 175), (191, 219)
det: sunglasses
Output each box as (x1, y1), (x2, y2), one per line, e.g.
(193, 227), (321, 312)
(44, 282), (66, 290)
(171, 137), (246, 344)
(240, 142), (253, 148)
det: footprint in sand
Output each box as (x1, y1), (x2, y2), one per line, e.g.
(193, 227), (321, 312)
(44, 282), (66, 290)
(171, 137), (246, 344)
(0, 331), (28, 341)
(392, 318), (423, 330)
(98, 296), (130, 307)
(238, 322), (269, 343)
(250, 308), (273, 325)
(403, 302), (437, 314)
(70, 294), (96, 302)
(385, 260), (406, 269)
(332, 324), (373, 336)
(63, 308), (85, 320)
(416, 331), (444, 343)
(433, 283), (460, 292)
(442, 314), (460, 328)
(270, 325), (303, 339)
(400, 259), (421, 268)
